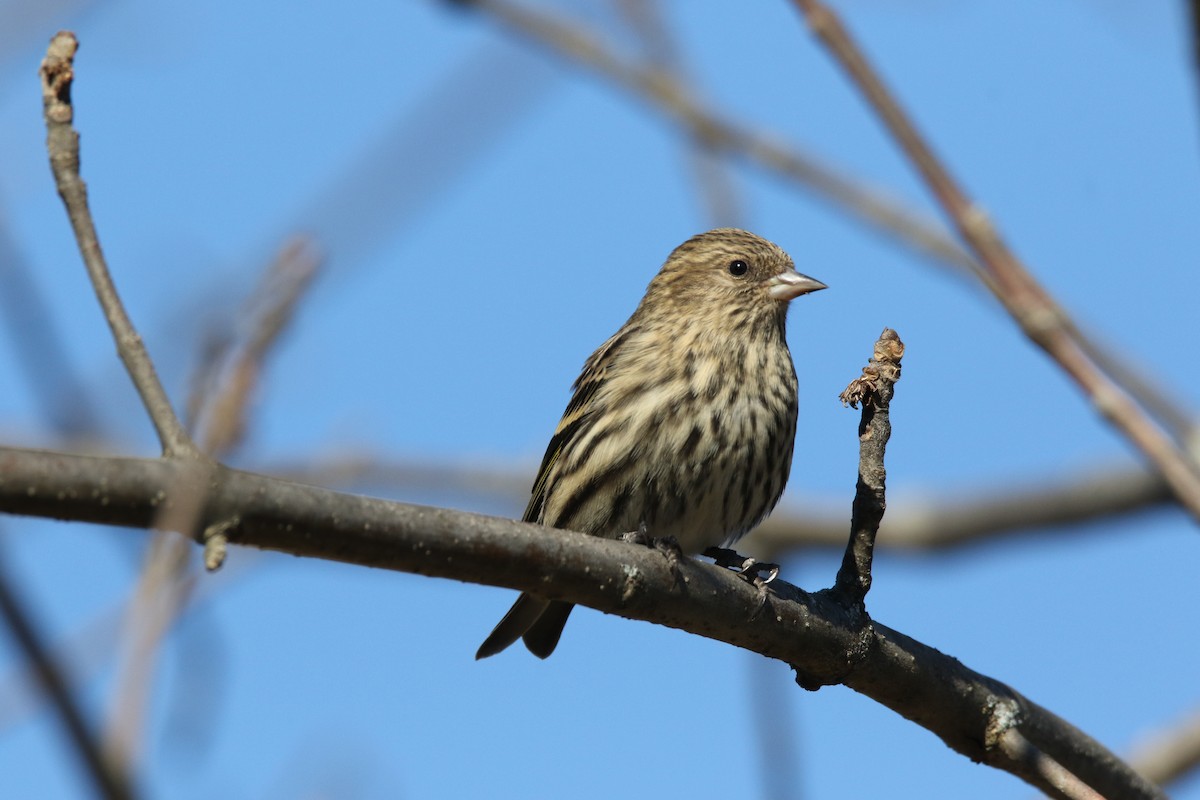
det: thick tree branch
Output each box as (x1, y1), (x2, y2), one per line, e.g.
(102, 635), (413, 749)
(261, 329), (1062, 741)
(0, 445), (1163, 799)
(784, 1), (1200, 521)
(38, 32), (199, 460)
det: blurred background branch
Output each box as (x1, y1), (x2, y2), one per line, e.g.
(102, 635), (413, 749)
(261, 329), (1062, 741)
(451, 0), (985, 278)
(103, 236), (322, 772)
(1132, 705), (1200, 789)
(785, 0), (1200, 517)
(0, 542), (134, 800)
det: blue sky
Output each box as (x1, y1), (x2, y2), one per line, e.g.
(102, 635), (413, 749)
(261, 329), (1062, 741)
(1, 1), (1198, 798)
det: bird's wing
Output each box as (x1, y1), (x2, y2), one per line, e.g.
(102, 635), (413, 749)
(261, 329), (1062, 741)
(522, 326), (632, 523)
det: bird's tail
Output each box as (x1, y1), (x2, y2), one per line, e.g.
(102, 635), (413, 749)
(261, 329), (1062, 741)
(521, 601), (574, 658)
(475, 594), (575, 660)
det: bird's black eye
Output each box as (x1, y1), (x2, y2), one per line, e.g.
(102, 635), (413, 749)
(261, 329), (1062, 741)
(728, 259), (749, 276)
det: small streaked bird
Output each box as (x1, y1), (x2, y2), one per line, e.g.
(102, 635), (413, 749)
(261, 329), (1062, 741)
(476, 228), (826, 659)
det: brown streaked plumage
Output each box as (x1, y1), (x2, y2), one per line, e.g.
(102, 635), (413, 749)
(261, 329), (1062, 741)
(476, 228), (826, 659)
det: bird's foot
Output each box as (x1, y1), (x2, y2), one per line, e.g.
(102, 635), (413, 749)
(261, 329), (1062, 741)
(702, 547), (780, 585)
(704, 547), (777, 619)
(622, 524), (685, 586)
(620, 521), (653, 548)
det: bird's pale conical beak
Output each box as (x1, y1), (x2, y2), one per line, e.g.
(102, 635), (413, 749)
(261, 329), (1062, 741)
(768, 270), (828, 301)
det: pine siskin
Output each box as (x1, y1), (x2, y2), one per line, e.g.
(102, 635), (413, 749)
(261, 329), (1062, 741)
(476, 228), (826, 659)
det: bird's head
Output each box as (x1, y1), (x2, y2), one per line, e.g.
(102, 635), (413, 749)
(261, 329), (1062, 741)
(642, 228), (826, 324)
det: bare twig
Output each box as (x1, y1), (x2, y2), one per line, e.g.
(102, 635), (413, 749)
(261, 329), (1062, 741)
(1189, 0), (1200, 125)
(0, 548), (261, 734)
(1130, 705), (1200, 788)
(834, 328), (903, 603)
(615, 0), (743, 226)
(0, 445), (1165, 799)
(0, 212), (101, 439)
(188, 236), (322, 458)
(38, 31), (199, 460)
(290, 37), (557, 273)
(785, 1), (1200, 521)
(746, 654), (804, 800)
(0, 548), (135, 800)
(263, 453), (534, 498)
(1072, 330), (1195, 445)
(997, 729), (1105, 800)
(101, 530), (197, 773)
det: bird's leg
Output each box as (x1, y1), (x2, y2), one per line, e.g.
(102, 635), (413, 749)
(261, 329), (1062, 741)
(750, 579), (774, 621)
(703, 547), (780, 585)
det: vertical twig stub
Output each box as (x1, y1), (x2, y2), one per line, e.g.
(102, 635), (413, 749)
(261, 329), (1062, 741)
(835, 328), (904, 604)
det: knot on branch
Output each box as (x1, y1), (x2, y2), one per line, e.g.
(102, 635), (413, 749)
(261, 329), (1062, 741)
(790, 613), (876, 692)
(983, 695), (1024, 751)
